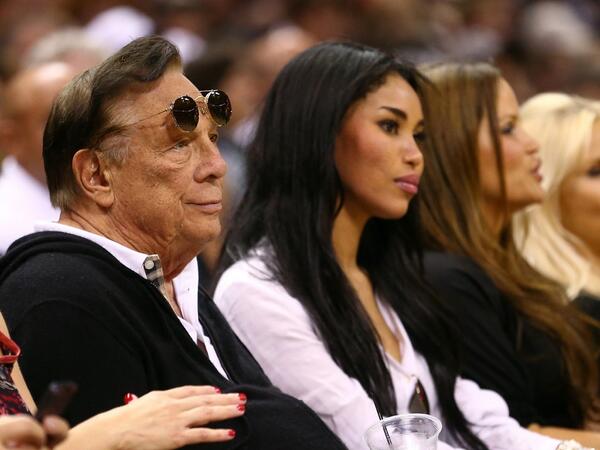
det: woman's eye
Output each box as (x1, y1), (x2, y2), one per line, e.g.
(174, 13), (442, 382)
(500, 123), (515, 135)
(378, 119), (398, 134)
(413, 130), (426, 144)
(587, 166), (600, 177)
(209, 132), (219, 143)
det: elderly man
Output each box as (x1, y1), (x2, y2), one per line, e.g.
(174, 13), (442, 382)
(0, 62), (79, 254)
(0, 36), (346, 450)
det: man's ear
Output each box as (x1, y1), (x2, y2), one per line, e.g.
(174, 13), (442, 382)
(71, 149), (114, 208)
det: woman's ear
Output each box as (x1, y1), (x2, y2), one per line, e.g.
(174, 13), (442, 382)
(71, 149), (114, 208)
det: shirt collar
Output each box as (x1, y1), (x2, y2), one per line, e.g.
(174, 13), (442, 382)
(33, 222), (198, 289)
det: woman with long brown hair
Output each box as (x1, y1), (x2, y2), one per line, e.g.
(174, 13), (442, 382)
(417, 62), (600, 448)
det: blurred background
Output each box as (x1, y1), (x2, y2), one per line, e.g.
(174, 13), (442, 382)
(0, 0), (597, 100)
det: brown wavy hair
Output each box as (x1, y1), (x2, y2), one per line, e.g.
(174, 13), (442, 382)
(417, 62), (600, 425)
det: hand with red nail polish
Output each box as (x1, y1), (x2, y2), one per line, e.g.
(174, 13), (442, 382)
(60, 385), (244, 450)
(123, 393), (138, 405)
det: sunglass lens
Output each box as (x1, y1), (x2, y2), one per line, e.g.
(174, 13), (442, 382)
(172, 96), (199, 131)
(205, 90), (231, 126)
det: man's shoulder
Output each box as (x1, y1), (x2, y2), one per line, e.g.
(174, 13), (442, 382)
(0, 231), (136, 305)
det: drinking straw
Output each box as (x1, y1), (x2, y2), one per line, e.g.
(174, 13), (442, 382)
(375, 404), (393, 449)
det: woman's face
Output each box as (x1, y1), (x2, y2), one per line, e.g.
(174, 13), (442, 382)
(478, 78), (543, 216)
(334, 73), (424, 221)
(559, 120), (600, 257)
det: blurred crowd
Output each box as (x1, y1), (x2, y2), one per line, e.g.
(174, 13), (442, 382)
(0, 0), (598, 98)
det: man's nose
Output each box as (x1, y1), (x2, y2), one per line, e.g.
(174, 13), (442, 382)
(194, 142), (228, 181)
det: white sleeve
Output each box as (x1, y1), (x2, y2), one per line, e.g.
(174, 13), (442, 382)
(215, 261), (468, 450)
(454, 377), (561, 450)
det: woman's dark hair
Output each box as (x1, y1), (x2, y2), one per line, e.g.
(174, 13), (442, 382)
(217, 41), (487, 449)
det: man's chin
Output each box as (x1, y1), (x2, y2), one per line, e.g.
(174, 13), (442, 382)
(190, 222), (222, 245)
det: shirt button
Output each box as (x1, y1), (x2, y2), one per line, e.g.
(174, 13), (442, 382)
(144, 259), (155, 270)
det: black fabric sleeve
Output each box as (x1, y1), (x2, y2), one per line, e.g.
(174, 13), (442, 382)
(425, 258), (537, 426)
(11, 300), (148, 426)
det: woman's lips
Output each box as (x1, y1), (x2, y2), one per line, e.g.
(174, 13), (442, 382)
(394, 174), (420, 195)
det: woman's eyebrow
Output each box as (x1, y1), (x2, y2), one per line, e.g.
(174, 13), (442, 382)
(380, 106), (407, 120)
(499, 113), (518, 122)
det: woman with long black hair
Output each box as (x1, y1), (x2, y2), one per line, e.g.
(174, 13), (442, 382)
(214, 42), (564, 450)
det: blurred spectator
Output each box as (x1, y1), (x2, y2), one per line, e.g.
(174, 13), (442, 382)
(0, 62), (79, 254)
(23, 27), (109, 72)
(84, 5), (154, 53)
(0, 10), (72, 81)
(516, 0), (599, 94)
(287, 0), (361, 41)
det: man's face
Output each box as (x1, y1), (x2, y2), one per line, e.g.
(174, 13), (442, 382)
(105, 68), (227, 257)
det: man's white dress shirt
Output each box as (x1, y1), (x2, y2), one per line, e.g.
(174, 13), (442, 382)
(214, 252), (561, 450)
(35, 221), (229, 379)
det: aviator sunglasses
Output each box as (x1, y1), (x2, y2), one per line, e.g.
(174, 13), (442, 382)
(131, 89), (232, 131)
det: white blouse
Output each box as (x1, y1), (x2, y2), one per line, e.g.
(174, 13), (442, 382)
(214, 253), (561, 450)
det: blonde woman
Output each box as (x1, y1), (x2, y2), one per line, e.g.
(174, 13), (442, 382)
(513, 94), (600, 311)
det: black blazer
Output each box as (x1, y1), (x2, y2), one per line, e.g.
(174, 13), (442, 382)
(423, 251), (582, 428)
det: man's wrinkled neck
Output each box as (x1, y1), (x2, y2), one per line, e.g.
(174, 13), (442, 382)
(58, 207), (198, 281)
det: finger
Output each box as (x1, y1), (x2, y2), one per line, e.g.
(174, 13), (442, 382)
(43, 415), (69, 437)
(162, 385), (222, 399)
(0, 416), (45, 446)
(5, 444), (40, 450)
(183, 404), (245, 427)
(175, 392), (246, 410)
(43, 415), (70, 448)
(182, 427), (237, 444)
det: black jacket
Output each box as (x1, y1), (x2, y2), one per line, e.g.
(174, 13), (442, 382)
(0, 232), (347, 450)
(423, 251), (582, 429)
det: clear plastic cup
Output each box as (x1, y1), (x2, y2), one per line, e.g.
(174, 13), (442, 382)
(364, 413), (442, 450)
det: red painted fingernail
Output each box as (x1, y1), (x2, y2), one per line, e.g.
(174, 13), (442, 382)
(237, 404), (245, 411)
(214, 387), (221, 393)
(123, 393), (138, 404)
(228, 429), (236, 437)
(239, 393), (247, 402)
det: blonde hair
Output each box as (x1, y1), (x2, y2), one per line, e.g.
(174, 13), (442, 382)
(514, 93), (600, 298)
